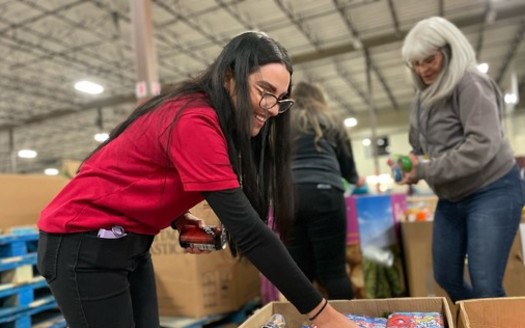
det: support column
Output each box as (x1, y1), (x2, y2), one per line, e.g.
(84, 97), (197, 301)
(365, 50), (380, 193)
(130, 0), (160, 103)
(9, 128), (17, 173)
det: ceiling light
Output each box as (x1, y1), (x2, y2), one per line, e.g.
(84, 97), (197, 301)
(504, 93), (518, 105)
(94, 132), (109, 142)
(44, 168), (59, 176)
(18, 149), (37, 159)
(74, 80), (104, 95)
(476, 63), (489, 74)
(344, 117), (358, 128)
(362, 138), (371, 146)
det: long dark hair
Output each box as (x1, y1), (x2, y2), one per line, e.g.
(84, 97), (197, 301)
(82, 31), (295, 242)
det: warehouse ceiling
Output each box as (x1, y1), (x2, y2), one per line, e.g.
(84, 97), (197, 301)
(0, 0), (524, 174)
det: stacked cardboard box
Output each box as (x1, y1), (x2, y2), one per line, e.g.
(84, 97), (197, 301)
(0, 174), (68, 231)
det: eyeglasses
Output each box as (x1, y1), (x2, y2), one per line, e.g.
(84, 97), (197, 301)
(257, 88), (295, 114)
(407, 52), (441, 69)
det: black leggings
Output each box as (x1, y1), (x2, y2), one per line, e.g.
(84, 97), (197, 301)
(37, 231), (158, 328)
(286, 184), (353, 300)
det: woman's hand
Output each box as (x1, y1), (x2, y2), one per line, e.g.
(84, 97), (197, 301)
(399, 153), (420, 185)
(173, 212), (205, 230)
(308, 301), (358, 328)
(172, 213), (212, 255)
(355, 176), (367, 187)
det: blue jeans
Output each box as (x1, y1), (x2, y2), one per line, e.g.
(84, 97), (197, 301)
(37, 230), (158, 328)
(432, 165), (524, 302)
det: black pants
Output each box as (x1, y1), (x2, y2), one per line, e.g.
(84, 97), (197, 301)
(37, 230), (158, 328)
(287, 184), (353, 300)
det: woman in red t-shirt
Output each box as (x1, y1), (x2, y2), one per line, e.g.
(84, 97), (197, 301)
(37, 31), (358, 328)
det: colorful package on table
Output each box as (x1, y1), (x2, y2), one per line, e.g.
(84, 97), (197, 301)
(345, 314), (387, 328)
(386, 312), (444, 328)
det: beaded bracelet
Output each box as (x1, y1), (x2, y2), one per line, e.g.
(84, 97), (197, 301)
(308, 299), (328, 321)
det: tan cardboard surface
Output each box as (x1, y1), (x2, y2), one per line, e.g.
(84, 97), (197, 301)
(457, 297), (525, 328)
(503, 228), (525, 296)
(152, 201), (260, 318)
(0, 174), (68, 230)
(401, 221), (525, 298)
(401, 222), (446, 297)
(239, 298), (454, 328)
(521, 223), (525, 267)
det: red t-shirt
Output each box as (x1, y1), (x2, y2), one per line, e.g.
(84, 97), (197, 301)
(38, 95), (240, 235)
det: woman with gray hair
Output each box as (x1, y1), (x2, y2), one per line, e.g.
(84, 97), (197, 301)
(395, 16), (524, 301)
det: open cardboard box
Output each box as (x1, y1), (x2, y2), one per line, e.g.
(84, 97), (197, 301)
(456, 297), (525, 328)
(239, 297), (454, 328)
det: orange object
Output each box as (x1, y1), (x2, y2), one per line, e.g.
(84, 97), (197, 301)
(415, 210), (428, 222)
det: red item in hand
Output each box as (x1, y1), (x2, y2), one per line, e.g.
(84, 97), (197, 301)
(178, 224), (226, 251)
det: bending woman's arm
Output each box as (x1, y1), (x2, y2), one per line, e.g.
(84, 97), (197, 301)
(202, 188), (321, 313)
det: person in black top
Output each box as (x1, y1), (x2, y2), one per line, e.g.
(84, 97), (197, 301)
(287, 81), (364, 300)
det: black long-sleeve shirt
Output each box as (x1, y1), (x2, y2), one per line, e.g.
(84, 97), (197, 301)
(203, 189), (322, 313)
(292, 127), (359, 190)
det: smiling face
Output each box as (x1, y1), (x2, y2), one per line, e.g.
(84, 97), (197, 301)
(226, 63), (292, 137)
(412, 50), (444, 85)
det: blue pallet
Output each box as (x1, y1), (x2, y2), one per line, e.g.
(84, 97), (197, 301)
(0, 295), (58, 328)
(0, 253), (37, 273)
(0, 276), (48, 308)
(0, 232), (38, 258)
(0, 230), (65, 328)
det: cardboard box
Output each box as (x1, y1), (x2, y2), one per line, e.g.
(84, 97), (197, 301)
(239, 297), (454, 328)
(401, 221), (525, 297)
(61, 159), (81, 178)
(151, 201), (261, 318)
(401, 221), (444, 297)
(0, 174), (69, 231)
(520, 223), (525, 266)
(457, 297), (525, 328)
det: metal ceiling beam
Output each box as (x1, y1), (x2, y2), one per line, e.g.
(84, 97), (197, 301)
(302, 71), (356, 116)
(2, 2), (525, 132)
(495, 19), (525, 85)
(334, 61), (369, 106)
(0, 0), (84, 35)
(0, 94), (136, 131)
(215, 0), (256, 30)
(153, 0), (223, 46)
(333, 0), (398, 110)
(365, 49), (399, 111)
(292, 2), (525, 65)
(474, 2), (492, 57)
(274, 0), (321, 49)
(8, 0), (133, 73)
(386, 0), (401, 36)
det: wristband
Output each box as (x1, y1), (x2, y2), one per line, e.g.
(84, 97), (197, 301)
(308, 299), (328, 321)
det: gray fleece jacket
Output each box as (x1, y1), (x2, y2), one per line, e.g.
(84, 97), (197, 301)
(409, 70), (515, 202)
